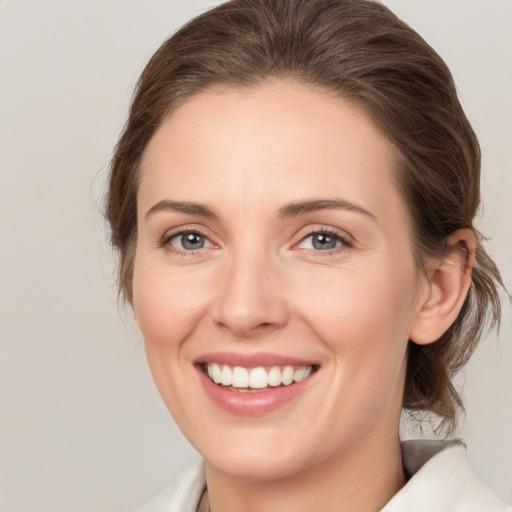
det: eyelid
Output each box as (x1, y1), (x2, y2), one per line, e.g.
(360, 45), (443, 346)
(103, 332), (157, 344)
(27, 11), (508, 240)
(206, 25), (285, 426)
(158, 224), (218, 253)
(168, 231), (213, 249)
(291, 225), (354, 252)
(157, 223), (353, 256)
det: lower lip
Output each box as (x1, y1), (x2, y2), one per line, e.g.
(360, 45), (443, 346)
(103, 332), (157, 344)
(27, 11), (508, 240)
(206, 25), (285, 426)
(196, 366), (316, 416)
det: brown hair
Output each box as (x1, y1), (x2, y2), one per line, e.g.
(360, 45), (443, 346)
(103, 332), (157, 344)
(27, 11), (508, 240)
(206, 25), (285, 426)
(106, 0), (502, 432)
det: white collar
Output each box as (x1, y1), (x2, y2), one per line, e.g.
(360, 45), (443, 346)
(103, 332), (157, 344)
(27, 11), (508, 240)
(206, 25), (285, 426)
(383, 439), (510, 511)
(128, 440), (510, 511)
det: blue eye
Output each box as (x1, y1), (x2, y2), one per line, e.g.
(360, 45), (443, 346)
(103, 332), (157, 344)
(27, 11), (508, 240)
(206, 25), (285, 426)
(297, 231), (350, 251)
(168, 231), (211, 251)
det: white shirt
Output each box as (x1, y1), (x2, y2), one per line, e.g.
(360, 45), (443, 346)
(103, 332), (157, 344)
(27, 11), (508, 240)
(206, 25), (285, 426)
(128, 440), (511, 511)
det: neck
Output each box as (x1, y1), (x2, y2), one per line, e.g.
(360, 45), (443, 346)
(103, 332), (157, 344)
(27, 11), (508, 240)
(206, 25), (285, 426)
(205, 429), (405, 512)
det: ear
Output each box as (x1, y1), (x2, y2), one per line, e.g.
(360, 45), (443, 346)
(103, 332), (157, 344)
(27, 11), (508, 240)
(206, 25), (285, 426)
(409, 229), (475, 345)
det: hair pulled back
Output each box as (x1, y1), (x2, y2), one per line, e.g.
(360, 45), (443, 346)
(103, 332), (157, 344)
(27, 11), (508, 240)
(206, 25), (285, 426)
(106, 0), (502, 432)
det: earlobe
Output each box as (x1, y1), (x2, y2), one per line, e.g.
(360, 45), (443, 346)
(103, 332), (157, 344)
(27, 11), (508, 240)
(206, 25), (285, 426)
(409, 229), (475, 345)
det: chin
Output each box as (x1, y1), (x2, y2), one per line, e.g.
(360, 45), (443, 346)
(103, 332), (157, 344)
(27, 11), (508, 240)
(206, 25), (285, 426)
(193, 426), (313, 481)
(205, 448), (307, 481)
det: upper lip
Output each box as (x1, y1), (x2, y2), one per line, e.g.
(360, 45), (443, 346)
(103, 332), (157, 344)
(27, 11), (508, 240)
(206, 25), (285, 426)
(195, 351), (319, 368)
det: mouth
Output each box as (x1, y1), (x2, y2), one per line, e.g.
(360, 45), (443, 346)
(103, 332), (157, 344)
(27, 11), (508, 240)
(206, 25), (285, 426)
(201, 363), (317, 392)
(195, 353), (319, 415)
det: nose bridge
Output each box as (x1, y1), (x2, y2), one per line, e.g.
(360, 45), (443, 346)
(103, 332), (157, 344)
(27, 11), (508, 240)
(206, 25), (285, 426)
(213, 242), (288, 337)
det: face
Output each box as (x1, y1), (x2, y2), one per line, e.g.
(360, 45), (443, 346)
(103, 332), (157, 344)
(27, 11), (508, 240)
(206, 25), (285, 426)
(132, 80), (427, 480)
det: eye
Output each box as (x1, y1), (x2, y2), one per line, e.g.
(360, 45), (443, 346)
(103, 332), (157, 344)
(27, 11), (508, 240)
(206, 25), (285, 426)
(296, 230), (351, 252)
(167, 231), (213, 251)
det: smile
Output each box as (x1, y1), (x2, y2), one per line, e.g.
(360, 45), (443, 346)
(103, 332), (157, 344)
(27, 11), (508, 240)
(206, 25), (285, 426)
(195, 353), (319, 415)
(204, 363), (314, 391)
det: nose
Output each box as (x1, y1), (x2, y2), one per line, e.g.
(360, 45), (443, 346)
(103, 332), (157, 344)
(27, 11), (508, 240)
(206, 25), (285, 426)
(212, 251), (290, 338)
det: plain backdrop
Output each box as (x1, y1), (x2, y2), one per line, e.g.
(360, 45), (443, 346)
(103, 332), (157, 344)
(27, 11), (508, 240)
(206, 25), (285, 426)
(0, 1), (510, 511)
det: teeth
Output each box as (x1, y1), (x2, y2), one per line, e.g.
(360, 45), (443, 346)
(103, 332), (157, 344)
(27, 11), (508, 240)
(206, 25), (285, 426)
(268, 367), (282, 387)
(282, 366), (294, 385)
(205, 364), (313, 389)
(249, 367), (267, 388)
(294, 367), (306, 382)
(210, 363), (222, 384)
(220, 365), (232, 386)
(232, 366), (249, 387)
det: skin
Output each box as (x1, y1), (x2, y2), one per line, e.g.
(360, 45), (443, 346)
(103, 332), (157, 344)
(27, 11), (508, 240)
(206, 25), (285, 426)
(131, 79), (473, 512)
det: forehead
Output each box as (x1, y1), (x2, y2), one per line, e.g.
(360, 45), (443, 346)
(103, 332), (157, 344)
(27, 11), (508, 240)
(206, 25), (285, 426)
(138, 79), (407, 228)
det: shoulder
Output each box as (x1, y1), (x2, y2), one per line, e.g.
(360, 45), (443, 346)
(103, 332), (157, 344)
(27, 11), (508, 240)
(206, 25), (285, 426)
(382, 440), (511, 512)
(126, 462), (206, 512)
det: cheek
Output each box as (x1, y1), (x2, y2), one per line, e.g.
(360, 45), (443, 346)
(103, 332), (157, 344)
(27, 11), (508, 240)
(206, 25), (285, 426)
(298, 266), (415, 336)
(131, 261), (216, 425)
(293, 266), (417, 435)
(132, 262), (213, 348)
(293, 263), (417, 383)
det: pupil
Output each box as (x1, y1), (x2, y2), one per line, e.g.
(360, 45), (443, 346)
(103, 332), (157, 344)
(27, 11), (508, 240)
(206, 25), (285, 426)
(313, 233), (336, 250)
(182, 233), (204, 250)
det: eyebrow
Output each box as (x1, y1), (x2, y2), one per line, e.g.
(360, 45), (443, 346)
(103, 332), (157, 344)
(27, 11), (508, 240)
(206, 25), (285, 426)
(145, 200), (219, 220)
(145, 198), (377, 222)
(278, 198), (377, 222)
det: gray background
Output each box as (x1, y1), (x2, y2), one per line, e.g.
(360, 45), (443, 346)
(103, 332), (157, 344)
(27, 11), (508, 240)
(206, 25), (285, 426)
(0, 1), (510, 510)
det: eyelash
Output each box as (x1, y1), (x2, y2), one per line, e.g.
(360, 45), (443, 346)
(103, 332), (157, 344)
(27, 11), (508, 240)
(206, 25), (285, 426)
(158, 226), (212, 256)
(294, 228), (353, 255)
(158, 227), (353, 256)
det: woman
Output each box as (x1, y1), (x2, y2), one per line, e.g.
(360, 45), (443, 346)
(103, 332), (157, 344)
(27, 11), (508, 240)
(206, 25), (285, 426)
(106, 0), (510, 510)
